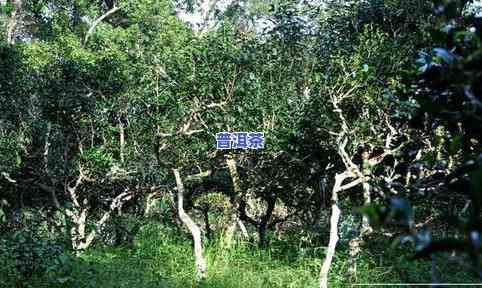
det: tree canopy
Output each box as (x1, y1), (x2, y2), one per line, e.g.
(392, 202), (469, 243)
(0, 0), (481, 287)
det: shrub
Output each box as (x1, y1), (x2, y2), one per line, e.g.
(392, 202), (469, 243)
(0, 210), (76, 287)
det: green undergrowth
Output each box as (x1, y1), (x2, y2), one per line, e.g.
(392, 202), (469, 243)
(1, 221), (478, 287)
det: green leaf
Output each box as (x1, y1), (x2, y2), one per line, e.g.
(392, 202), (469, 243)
(448, 135), (463, 155)
(0, 2), (14, 14)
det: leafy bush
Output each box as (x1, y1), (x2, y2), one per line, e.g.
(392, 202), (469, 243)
(0, 211), (76, 287)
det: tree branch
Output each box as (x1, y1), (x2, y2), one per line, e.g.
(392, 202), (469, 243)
(84, 6), (120, 45)
(6, 0), (22, 45)
(37, 183), (61, 209)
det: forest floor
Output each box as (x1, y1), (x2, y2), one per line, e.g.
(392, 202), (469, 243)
(66, 222), (476, 288)
(1, 221), (478, 288)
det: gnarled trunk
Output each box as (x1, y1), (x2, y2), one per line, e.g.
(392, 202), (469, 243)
(225, 157), (249, 248)
(320, 202), (340, 288)
(258, 194), (276, 247)
(65, 168), (134, 255)
(173, 168), (207, 280)
(319, 172), (346, 288)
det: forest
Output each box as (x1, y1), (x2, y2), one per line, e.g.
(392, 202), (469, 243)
(0, 0), (481, 287)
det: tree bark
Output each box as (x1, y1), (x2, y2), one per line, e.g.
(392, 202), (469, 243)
(237, 219), (249, 238)
(347, 235), (361, 281)
(319, 203), (340, 288)
(41, 122), (61, 209)
(225, 157), (250, 247)
(361, 155), (373, 235)
(144, 192), (158, 217)
(65, 168), (134, 254)
(201, 205), (212, 240)
(119, 120), (125, 163)
(6, 0), (22, 44)
(37, 183), (60, 209)
(258, 194), (276, 247)
(348, 155), (374, 279)
(173, 168), (207, 280)
(319, 172), (347, 288)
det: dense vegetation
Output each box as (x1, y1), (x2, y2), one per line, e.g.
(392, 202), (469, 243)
(0, 0), (481, 287)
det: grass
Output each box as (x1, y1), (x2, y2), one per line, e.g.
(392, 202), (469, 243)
(1, 221), (479, 287)
(75, 223), (321, 288)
